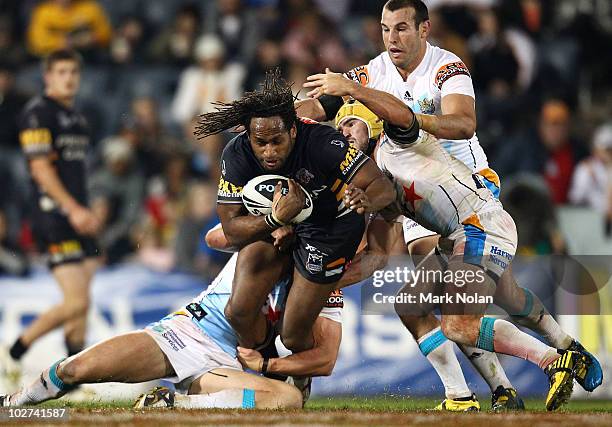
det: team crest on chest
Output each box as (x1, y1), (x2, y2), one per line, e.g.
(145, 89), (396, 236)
(295, 168), (314, 185)
(418, 97), (435, 114)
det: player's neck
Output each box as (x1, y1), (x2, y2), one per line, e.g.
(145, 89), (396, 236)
(45, 91), (75, 109)
(396, 44), (427, 81)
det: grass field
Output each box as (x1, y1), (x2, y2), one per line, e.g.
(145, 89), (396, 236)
(2, 396), (609, 426)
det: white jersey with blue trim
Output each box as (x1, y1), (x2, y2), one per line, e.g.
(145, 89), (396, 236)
(376, 132), (500, 237)
(346, 42), (489, 172)
(190, 253), (289, 356)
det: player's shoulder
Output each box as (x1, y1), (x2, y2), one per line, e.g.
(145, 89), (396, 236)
(20, 95), (55, 126)
(297, 118), (343, 144)
(222, 131), (250, 158)
(345, 52), (390, 87)
(427, 44), (471, 89)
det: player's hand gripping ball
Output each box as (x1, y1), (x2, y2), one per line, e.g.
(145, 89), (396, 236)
(242, 175), (313, 223)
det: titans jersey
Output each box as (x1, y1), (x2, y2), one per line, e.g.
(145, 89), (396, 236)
(218, 118), (368, 222)
(190, 253), (343, 356)
(376, 132), (499, 237)
(189, 254), (288, 356)
(346, 42), (488, 172)
(19, 95), (90, 214)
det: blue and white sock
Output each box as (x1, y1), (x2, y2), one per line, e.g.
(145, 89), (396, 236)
(9, 359), (72, 406)
(418, 327), (472, 399)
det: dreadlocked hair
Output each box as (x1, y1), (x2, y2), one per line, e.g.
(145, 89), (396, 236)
(194, 68), (297, 139)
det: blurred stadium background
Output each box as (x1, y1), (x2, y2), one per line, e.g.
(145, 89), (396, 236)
(0, 0), (610, 402)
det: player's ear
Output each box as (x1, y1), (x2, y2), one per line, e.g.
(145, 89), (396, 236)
(419, 20), (430, 39)
(290, 124), (297, 139)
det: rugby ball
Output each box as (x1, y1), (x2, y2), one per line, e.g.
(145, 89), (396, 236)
(242, 174), (313, 224)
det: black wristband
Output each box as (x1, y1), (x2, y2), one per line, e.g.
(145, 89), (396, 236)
(261, 358), (269, 374)
(383, 112), (420, 145)
(319, 94), (344, 120)
(265, 213), (283, 229)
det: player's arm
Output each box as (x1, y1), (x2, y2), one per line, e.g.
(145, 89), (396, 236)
(238, 316), (341, 377)
(344, 158), (396, 215)
(416, 93), (476, 140)
(336, 219), (405, 288)
(217, 204), (274, 249)
(295, 95), (344, 122)
(304, 69), (419, 145)
(218, 181), (303, 248)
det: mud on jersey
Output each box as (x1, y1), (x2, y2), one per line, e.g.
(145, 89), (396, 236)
(346, 42), (489, 172)
(217, 119), (368, 223)
(19, 95), (90, 213)
(376, 132), (497, 237)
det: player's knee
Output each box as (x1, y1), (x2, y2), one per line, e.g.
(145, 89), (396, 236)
(279, 333), (310, 353)
(440, 316), (473, 344)
(63, 297), (89, 318)
(57, 356), (88, 385)
(223, 300), (251, 329)
(281, 385), (304, 409)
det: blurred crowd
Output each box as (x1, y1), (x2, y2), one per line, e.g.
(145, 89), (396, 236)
(1, 0), (612, 278)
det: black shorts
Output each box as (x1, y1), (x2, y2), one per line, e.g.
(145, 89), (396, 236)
(32, 211), (101, 269)
(293, 213), (365, 284)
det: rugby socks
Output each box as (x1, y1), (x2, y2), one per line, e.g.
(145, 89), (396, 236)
(459, 344), (513, 391)
(418, 327), (472, 399)
(174, 389), (256, 409)
(9, 337), (28, 360)
(8, 359), (71, 406)
(510, 288), (573, 350)
(477, 317), (560, 369)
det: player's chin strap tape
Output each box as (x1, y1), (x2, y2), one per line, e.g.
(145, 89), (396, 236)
(319, 95), (344, 121)
(383, 113), (420, 145)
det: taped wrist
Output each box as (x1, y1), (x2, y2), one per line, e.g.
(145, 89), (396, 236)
(265, 212), (285, 229)
(319, 95), (344, 120)
(383, 113), (420, 145)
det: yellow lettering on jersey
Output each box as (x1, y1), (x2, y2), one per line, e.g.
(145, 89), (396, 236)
(20, 128), (52, 146)
(340, 145), (359, 173)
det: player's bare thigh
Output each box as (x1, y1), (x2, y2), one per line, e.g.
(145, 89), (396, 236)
(58, 331), (173, 384)
(189, 368), (302, 409)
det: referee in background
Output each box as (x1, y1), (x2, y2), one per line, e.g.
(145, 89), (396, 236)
(0, 50), (101, 388)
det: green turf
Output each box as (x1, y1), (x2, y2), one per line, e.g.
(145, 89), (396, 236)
(306, 396), (612, 413)
(37, 396), (612, 413)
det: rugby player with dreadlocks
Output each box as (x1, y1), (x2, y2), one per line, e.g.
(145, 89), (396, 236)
(199, 69), (394, 354)
(1, 70), (394, 410)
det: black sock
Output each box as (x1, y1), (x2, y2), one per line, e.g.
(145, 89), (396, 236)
(9, 337), (28, 360)
(65, 339), (83, 357)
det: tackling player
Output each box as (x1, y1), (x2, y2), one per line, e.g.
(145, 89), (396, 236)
(0, 50), (101, 387)
(196, 70), (394, 358)
(0, 250), (343, 410)
(302, 1), (600, 411)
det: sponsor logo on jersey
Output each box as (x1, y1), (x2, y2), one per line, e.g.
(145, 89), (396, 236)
(417, 97), (436, 114)
(403, 90), (413, 102)
(325, 289), (344, 308)
(345, 65), (370, 86)
(434, 61), (471, 90)
(331, 140), (345, 148)
(218, 176), (243, 198)
(221, 160), (227, 176)
(339, 145), (362, 176)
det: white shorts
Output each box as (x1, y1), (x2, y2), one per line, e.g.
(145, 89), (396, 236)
(438, 208), (517, 280)
(145, 313), (242, 393)
(402, 217), (438, 244)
